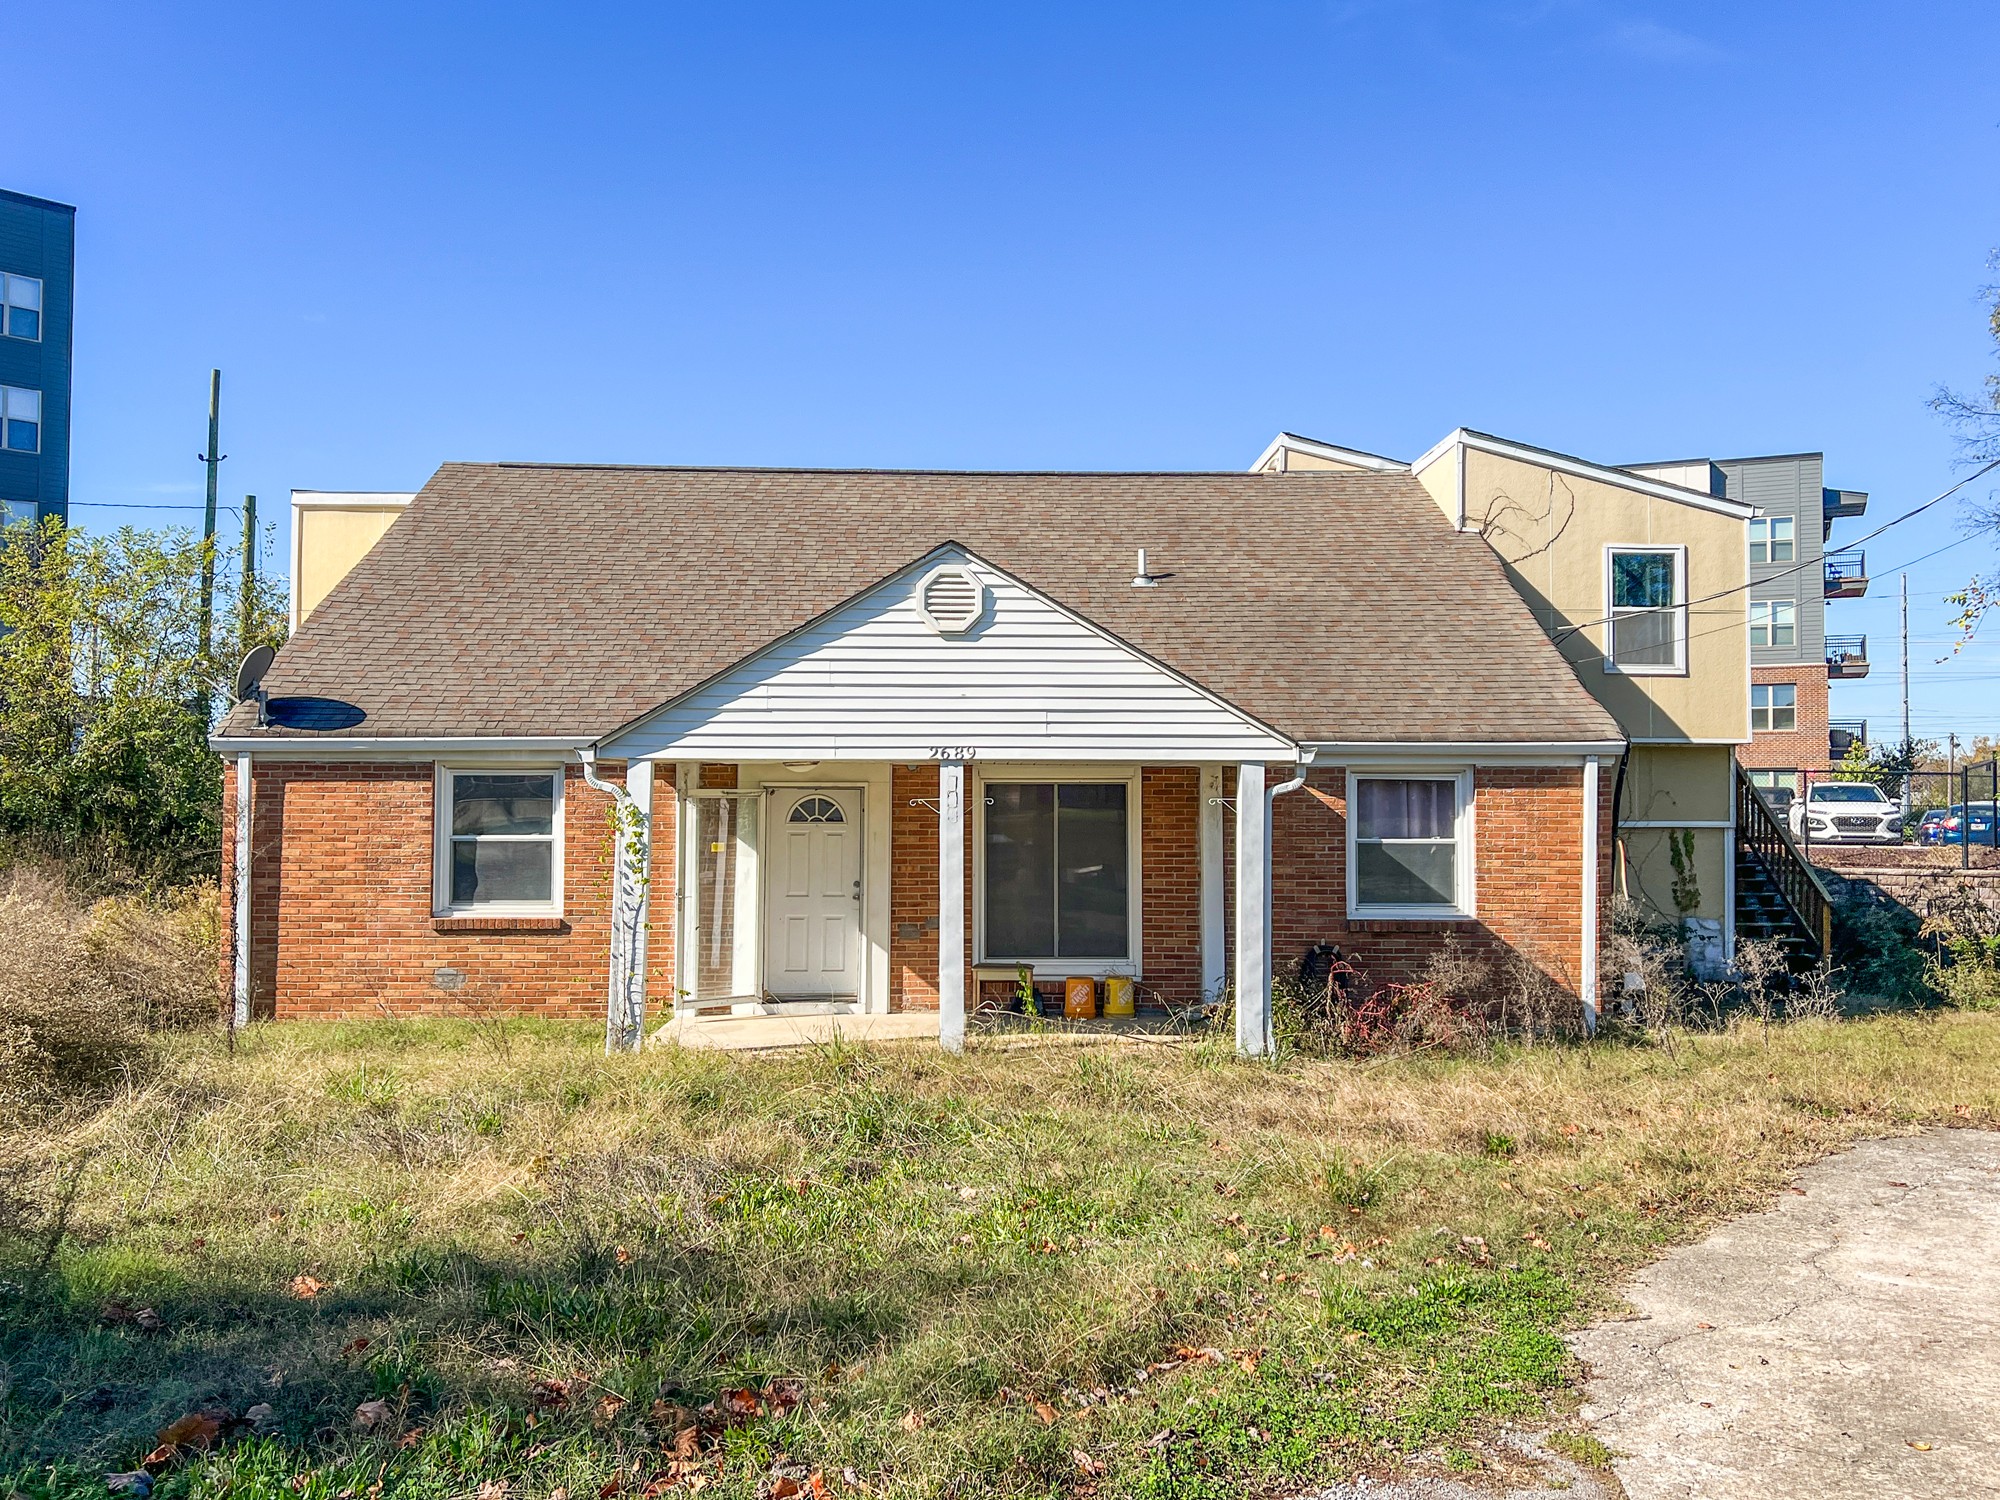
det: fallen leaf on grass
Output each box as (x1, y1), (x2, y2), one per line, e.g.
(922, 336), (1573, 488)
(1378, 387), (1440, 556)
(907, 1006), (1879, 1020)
(1032, 1401), (1057, 1425)
(615, 1245), (633, 1265)
(145, 1411), (223, 1464)
(476, 1482), (510, 1499)
(1909, 1441), (1934, 1451)
(1072, 1448), (1105, 1476)
(104, 1474), (152, 1496)
(898, 1409), (924, 1432)
(353, 1399), (392, 1432)
(595, 1393), (628, 1424)
(718, 1387), (763, 1421)
(245, 1402), (280, 1436)
(764, 1377), (806, 1415)
(288, 1274), (326, 1299)
(530, 1378), (573, 1410)
(341, 1336), (371, 1357)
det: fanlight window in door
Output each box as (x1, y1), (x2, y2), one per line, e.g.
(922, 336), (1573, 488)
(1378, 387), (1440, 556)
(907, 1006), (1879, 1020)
(789, 795), (846, 824)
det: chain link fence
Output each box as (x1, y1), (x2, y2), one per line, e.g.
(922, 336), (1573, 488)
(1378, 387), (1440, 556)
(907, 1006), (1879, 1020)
(1745, 758), (2000, 868)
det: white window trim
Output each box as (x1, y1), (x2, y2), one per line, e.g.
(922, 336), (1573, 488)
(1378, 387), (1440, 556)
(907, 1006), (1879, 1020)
(1750, 683), (1798, 735)
(432, 764), (566, 917)
(970, 765), (1143, 980)
(1748, 516), (1796, 566)
(1, 385), (41, 455)
(1603, 543), (1688, 677)
(1749, 599), (1797, 650)
(1345, 768), (1477, 921)
(1, 274), (41, 342)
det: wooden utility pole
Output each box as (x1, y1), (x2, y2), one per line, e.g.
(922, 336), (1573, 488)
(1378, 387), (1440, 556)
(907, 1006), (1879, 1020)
(239, 494), (257, 658)
(197, 369), (223, 666)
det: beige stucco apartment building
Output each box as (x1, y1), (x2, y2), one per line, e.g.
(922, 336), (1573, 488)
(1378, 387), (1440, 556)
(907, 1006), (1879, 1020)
(1253, 428), (1754, 954)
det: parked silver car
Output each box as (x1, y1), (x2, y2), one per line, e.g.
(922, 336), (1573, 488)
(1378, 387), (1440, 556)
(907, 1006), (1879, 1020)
(1789, 782), (1902, 845)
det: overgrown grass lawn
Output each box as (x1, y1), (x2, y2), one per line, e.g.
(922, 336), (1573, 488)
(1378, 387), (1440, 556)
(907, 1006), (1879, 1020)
(6, 1014), (2000, 1497)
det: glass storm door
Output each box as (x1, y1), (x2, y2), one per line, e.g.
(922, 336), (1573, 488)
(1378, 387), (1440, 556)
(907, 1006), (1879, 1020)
(762, 788), (863, 1000)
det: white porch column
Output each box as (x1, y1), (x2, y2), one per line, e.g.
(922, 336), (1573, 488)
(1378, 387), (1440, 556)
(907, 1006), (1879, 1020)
(938, 760), (967, 1053)
(626, 761), (655, 1043)
(1580, 756), (1599, 1036)
(233, 753), (252, 1029)
(1199, 765), (1226, 1003)
(1232, 762), (1272, 1057)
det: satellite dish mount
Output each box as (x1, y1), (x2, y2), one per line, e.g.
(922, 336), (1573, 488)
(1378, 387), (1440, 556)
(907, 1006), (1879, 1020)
(234, 645), (277, 729)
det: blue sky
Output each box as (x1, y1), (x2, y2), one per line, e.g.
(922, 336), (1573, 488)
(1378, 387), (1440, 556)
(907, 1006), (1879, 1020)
(11, 1), (2000, 745)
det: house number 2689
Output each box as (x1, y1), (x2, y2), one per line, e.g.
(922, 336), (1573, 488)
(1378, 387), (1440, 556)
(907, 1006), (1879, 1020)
(929, 747), (978, 760)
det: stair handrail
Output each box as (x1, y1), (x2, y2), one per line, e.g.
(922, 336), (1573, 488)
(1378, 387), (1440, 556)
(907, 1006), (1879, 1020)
(1734, 761), (1834, 956)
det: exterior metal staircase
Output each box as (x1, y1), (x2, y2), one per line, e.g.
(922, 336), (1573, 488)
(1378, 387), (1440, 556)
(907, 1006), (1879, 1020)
(1734, 761), (1833, 962)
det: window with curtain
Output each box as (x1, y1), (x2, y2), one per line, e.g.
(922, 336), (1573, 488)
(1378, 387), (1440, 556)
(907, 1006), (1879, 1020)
(982, 782), (1129, 960)
(1351, 776), (1464, 913)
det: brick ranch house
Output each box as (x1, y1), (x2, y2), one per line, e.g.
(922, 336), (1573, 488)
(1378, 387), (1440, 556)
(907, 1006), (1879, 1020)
(212, 465), (1625, 1053)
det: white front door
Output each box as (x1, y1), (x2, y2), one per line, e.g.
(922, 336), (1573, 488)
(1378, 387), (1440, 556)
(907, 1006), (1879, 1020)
(763, 787), (864, 1001)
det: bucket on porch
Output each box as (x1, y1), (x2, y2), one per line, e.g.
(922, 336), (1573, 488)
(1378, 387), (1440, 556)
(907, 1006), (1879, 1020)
(1102, 975), (1135, 1017)
(1063, 976), (1097, 1019)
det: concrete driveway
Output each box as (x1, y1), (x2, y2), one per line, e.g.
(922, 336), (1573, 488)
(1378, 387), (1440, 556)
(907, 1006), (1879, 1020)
(1569, 1128), (2000, 1500)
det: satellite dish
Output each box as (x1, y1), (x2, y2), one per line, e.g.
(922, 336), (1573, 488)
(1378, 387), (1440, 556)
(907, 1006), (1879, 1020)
(234, 644), (276, 704)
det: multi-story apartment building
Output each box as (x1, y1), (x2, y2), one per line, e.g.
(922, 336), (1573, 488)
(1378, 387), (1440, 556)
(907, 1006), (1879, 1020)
(1627, 453), (1869, 804)
(0, 188), (75, 527)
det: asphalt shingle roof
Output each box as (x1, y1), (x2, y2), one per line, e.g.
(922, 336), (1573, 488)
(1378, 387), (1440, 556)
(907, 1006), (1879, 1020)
(218, 464), (1623, 748)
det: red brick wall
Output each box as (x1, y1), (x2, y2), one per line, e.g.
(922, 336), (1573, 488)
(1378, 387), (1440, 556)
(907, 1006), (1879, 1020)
(226, 756), (1601, 1023)
(1739, 668), (1830, 773)
(220, 760), (674, 1021)
(887, 765), (1205, 1013)
(1266, 765), (1601, 1003)
(1140, 767), (1204, 1008)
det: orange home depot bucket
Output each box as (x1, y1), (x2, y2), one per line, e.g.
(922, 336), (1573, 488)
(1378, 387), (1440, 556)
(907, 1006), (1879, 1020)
(1064, 976), (1097, 1019)
(1102, 975), (1135, 1017)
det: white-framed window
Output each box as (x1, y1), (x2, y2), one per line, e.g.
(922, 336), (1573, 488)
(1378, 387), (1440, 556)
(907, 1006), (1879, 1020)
(1, 386), (40, 453)
(1751, 683), (1797, 733)
(1605, 546), (1686, 675)
(434, 766), (565, 914)
(2, 275), (40, 341)
(975, 772), (1139, 973)
(1749, 599), (1797, 649)
(1346, 771), (1475, 919)
(1749, 516), (1795, 565)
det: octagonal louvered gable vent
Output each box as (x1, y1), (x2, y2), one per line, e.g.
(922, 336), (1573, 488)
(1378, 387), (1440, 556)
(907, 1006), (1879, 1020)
(917, 565), (986, 635)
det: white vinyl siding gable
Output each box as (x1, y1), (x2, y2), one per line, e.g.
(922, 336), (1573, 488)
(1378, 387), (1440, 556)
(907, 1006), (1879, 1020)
(603, 551), (1295, 761)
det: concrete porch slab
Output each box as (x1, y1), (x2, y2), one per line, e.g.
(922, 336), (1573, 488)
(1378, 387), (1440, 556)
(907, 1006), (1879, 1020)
(651, 1011), (940, 1051)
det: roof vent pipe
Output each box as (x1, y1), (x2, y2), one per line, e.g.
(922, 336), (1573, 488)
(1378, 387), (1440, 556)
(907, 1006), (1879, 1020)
(1132, 549), (1156, 588)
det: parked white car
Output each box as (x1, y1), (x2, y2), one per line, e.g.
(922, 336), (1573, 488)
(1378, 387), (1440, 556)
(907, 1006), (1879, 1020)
(1789, 782), (1902, 845)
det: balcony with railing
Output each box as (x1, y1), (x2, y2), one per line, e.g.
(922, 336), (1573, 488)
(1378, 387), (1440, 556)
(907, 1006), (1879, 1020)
(1824, 549), (1868, 599)
(1826, 634), (1870, 679)
(1829, 719), (1867, 759)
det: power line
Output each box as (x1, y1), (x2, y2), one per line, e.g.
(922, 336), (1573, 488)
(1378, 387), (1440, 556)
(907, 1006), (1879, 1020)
(1550, 457), (2000, 647)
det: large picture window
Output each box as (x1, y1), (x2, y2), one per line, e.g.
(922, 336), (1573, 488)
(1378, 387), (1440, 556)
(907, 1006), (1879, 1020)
(1606, 547), (1686, 674)
(981, 781), (1130, 962)
(436, 768), (563, 912)
(1348, 773), (1472, 918)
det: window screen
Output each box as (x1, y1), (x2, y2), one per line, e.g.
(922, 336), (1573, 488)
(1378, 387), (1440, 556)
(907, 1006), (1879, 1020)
(1353, 778), (1459, 910)
(982, 782), (1129, 960)
(1609, 550), (1682, 669)
(447, 771), (558, 906)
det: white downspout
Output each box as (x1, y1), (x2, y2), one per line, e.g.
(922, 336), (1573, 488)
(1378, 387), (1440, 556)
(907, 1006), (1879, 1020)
(233, 753), (252, 1029)
(1234, 754), (1312, 1058)
(1581, 756), (1600, 1036)
(579, 749), (651, 1053)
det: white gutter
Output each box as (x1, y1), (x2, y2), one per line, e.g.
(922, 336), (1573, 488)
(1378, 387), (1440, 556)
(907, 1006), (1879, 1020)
(208, 735), (591, 755)
(578, 749), (652, 1054)
(1304, 740), (1625, 758)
